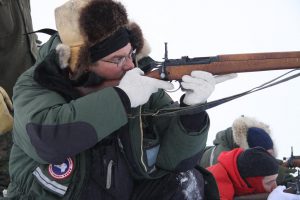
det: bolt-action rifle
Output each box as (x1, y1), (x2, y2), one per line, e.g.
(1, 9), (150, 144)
(121, 43), (300, 81)
(80, 43), (300, 93)
(143, 43), (300, 81)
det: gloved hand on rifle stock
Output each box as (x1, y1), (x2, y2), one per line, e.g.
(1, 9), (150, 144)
(117, 68), (174, 108)
(118, 69), (236, 108)
(181, 71), (237, 105)
(277, 165), (297, 186)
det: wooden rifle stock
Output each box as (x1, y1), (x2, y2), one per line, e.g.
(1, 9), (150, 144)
(86, 51), (300, 92)
(147, 51), (300, 80)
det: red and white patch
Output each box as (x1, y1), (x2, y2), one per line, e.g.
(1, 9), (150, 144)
(48, 157), (74, 180)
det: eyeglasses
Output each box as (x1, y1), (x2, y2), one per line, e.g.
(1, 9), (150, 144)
(101, 49), (136, 68)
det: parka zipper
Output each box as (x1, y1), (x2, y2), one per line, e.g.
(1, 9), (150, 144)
(106, 160), (114, 189)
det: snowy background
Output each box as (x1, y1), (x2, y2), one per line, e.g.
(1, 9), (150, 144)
(30, 0), (300, 159)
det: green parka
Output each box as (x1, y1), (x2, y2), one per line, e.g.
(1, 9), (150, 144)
(5, 34), (210, 199)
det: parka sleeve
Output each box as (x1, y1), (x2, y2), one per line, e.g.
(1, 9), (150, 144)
(146, 90), (210, 171)
(13, 68), (129, 164)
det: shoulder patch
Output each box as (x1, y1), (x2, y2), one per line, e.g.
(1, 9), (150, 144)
(48, 157), (74, 179)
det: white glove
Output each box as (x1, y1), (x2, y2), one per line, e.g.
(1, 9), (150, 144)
(181, 71), (237, 105)
(117, 68), (174, 108)
(267, 186), (300, 200)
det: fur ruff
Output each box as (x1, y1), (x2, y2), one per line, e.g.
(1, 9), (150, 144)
(232, 115), (277, 156)
(127, 21), (151, 61)
(56, 44), (71, 69)
(136, 39), (151, 62)
(127, 22), (144, 54)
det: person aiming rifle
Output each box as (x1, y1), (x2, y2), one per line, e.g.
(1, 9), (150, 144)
(199, 115), (297, 186)
(4, 0), (235, 199)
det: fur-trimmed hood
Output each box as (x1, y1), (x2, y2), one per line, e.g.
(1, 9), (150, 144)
(232, 115), (277, 156)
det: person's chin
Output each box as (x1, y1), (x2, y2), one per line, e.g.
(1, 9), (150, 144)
(114, 72), (125, 79)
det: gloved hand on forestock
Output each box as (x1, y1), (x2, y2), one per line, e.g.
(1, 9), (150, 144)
(277, 165), (297, 186)
(267, 185), (300, 200)
(117, 68), (174, 108)
(181, 71), (237, 105)
(0, 87), (13, 134)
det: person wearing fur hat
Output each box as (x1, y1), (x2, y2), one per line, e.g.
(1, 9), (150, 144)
(207, 147), (279, 200)
(5, 0), (235, 199)
(199, 115), (296, 186)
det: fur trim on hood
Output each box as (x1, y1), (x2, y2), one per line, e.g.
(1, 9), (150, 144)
(232, 115), (277, 156)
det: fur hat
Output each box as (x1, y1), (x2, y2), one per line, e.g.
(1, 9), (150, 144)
(55, 0), (150, 79)
(237, 147), (279, 178)
(231, 115), (277, 155)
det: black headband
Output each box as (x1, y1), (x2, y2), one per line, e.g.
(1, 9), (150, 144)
(89, 27), (130, 63)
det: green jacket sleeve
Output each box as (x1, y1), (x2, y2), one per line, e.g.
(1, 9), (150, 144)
(13, 67), (128, 164)
(199, 128), (235, 168)
(144, 90), (210, 171)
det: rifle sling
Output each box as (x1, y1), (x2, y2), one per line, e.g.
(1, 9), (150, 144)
(129, 69), (300, 118)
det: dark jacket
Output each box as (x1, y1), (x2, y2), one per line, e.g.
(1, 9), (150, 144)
(5, 34), (210, 199)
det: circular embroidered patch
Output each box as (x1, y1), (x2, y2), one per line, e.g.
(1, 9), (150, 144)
(48, 157), (74, 179)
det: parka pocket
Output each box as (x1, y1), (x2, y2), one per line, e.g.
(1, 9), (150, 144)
(91, 138), (134, 199)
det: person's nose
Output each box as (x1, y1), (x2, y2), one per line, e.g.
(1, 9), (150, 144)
(271, 182), (277, 192)
(121, 58), (135, 71)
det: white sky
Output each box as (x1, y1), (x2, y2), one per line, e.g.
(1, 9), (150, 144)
(31, 0), (300, 159)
